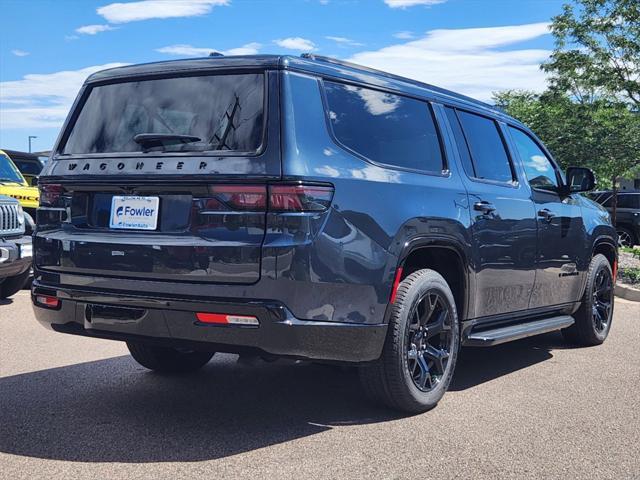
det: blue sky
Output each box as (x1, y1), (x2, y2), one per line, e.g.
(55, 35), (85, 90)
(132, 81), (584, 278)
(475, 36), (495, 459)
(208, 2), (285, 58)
(0, 0), (565, 152)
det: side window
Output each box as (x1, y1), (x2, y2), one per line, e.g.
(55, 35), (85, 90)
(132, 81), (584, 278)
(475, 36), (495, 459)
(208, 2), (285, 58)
(456, 110), (514, 183)
(509, 127), (559, 192)
(324, 81), (444, 173)
(444, 107), (475, 178)
(618, 194), (639, 209)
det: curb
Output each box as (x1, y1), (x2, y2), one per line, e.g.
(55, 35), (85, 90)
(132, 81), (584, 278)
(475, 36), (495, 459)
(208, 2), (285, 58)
(615, 283), (640, 302)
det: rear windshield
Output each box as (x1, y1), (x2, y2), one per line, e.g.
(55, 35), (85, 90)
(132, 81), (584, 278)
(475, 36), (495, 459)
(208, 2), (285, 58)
(61, 73), (265, 155)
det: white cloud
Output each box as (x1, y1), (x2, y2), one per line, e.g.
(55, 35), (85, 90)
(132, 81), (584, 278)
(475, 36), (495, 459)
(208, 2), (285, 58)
(0, 63), (128, 129)
(11, 49), (30, 57)
(384, 0), (447, 8)
(75, 24), (117, 35)
(156, 42), (261, 57)
(274, 37), (316, 51)
(326, 36), (364, 47)
(97, 0), (229, 24)
(393, 31), (414, 39)
(348, 22), (551, 102)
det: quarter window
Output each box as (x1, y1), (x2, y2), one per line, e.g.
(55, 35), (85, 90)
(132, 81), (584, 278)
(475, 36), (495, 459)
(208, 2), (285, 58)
(509, 127), (559, 192)
(324, 81), (444, 173)
(456, 110), (514, 183)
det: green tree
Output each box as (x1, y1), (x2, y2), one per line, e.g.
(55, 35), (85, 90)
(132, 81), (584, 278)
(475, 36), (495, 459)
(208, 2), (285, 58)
(542, 0), (640, 107)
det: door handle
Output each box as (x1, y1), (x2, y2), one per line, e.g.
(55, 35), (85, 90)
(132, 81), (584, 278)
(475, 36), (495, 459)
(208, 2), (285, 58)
(474, 201), (496, 214)
(538, 208), (556, 221)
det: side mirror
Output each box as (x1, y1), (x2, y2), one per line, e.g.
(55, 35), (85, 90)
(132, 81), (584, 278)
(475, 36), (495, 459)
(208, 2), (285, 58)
(565, 167), (595, 194)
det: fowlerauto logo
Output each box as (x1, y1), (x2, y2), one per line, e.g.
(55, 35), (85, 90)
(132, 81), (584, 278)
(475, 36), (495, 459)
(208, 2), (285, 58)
(110, 196), (160, 231)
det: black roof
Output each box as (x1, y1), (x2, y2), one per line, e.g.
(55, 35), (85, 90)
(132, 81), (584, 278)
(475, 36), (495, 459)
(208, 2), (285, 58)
(1, 149), (40, 161)
(85, 54), (516, 123)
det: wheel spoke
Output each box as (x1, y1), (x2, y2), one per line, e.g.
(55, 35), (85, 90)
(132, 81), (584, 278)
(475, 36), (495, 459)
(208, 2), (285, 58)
(415, 353), (432, 390)
(425, 309), (450, 339)
(424, 345), (449, 376)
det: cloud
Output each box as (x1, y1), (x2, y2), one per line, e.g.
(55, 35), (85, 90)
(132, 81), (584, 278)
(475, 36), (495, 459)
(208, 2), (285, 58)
(75, 24), (117, 35)
(156, 42), (261, 57)
(97, 0), (229, 24)
(348, 22), (551, 102)
(384, 0), (447, 7)
(0, 63), (128, 129)
(274, 37), (316, 51)
(393, 31), (414, 39)
(326, 36), (364, 47)
(11, 50), (30, 57)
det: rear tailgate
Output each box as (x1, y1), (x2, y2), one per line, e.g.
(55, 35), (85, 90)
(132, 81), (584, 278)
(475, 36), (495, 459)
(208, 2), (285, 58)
(35, 69), (280, 285)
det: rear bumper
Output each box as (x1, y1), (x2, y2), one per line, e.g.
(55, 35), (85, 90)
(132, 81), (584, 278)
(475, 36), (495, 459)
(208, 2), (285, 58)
(0, 236), (32, 279)
(31, 282), (387, 363)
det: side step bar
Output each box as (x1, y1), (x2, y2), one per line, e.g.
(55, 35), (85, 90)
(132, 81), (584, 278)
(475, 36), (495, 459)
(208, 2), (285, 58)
(464, 315), (575, 347)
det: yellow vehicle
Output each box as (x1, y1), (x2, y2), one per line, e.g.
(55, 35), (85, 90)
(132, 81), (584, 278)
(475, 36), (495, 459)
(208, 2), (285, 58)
(0, 149), (39, 218)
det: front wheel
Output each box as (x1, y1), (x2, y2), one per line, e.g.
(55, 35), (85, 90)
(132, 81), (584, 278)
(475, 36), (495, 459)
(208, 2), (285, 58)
(359, 269), (459, 413)
(616, 227), (636, 248)
(127, 342), (215, 373)
(562, 254), (614, 346)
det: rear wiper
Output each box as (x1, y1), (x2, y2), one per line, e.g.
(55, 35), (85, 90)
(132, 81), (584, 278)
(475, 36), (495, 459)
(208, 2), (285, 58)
(133, 133), (201, 149)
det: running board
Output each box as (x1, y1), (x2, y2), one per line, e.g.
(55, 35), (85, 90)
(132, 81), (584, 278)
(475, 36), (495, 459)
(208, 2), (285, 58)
(464, 315), (575, 347)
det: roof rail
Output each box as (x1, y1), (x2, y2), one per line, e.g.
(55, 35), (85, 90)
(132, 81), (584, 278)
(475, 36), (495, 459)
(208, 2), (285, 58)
(299, 53), (496, 111)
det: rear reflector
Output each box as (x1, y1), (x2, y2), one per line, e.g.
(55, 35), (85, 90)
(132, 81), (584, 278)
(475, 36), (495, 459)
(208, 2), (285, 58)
(390, 267), (404, 304)
(35, 295), (60, 309)
(196, 312), (259, 326)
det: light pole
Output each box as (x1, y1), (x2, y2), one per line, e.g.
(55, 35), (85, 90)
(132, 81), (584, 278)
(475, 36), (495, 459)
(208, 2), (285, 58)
(28, 136), (37, 153)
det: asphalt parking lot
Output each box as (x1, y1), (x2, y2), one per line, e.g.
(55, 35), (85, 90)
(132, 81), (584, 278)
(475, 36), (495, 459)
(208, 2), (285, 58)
(0, 292), (638, 479)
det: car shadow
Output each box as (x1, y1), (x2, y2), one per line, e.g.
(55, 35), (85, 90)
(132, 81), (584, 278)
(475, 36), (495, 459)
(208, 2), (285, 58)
(450, 331), (566, 391)
(0, 332), (567, 463)
(0, 298), (14, 307)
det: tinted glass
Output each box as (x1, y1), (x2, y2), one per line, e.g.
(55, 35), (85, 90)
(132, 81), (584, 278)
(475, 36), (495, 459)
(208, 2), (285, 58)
(444, 107), (475, 177)
(618, 194), (639, 209)
(13, 160), (42, 175)
(457, 111), (513, 183)
(324, 81), (444, 172)
(63, 74), (264, 154)
(509, 127), (559, 191)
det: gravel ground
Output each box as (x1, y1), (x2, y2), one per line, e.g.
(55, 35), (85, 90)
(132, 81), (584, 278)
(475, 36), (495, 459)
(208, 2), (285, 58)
(1, 292), (639, 480)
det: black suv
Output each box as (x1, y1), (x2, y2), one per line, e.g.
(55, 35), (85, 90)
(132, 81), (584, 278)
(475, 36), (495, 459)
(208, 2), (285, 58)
(590, 190), (640, 247)
(32, 55), (617, 412)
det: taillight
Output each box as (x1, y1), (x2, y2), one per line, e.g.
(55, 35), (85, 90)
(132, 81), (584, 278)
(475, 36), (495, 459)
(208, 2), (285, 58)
(269, 185), (334, 212)
(201, 184), (334, 213)
(208, 185), (267, 211)
(39, 184), (64, 207)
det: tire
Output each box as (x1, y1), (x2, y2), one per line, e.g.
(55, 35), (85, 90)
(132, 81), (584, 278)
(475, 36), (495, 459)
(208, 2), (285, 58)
(359, 269), (460, 413)
(562, 254), (614, 346)
(616, 227), (636, 248)
(127, 342), (215, 373)
(0, 269), (30, 299)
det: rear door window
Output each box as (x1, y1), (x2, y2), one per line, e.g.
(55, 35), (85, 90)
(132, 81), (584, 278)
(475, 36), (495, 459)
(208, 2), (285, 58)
(62, 73), (265, 154)
(456, 110), (514, 184)
(324, 81), (444, 173)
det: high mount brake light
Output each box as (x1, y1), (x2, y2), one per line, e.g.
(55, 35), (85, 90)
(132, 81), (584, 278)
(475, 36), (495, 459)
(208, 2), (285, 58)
(39, 184), (64, 207)
(204, 184), (334, 212)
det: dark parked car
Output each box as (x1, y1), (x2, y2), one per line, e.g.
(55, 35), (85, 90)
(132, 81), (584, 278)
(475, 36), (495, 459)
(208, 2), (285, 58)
(31, 55), (617, 412)
(1, 195), (32, 299)
(2, 149), (44, 186)
(590, 190), (640, 247)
